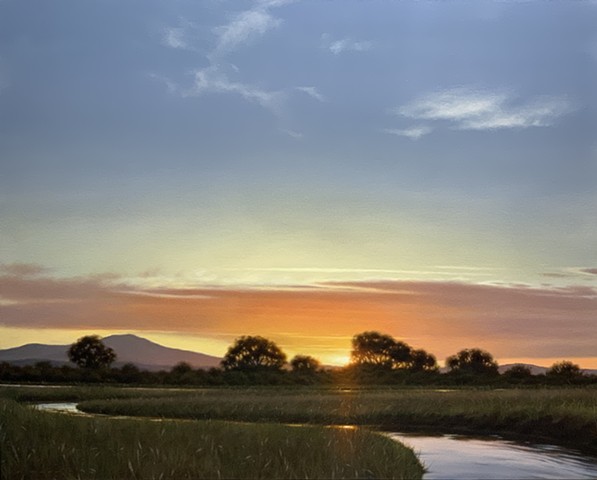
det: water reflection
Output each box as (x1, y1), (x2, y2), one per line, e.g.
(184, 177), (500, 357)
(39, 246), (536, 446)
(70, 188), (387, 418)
(388, 432), (597, 479)
(35, 402), (84, 414)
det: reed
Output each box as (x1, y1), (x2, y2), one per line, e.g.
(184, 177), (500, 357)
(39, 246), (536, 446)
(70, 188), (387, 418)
(75, 387), (597, 452)
(0, 398), (423, 479)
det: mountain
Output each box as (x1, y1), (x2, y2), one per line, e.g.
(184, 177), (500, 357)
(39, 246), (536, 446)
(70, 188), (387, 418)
(0, 343), (68, 364)
(103, 334), (221, 370)
(0, 334), (221, 371)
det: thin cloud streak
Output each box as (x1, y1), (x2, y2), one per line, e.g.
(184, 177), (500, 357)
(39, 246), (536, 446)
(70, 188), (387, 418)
(383, 126), (433, 140)
(227, 267), (494, 278)
(395, 87), (574, 133)
(296, 86), (326, 102)
(0, 263), (49, 277)
(543, 267), (597, 279)
(185, 66), (284, 113)
(280, 128), (303, 139)
(322, 34), (373, 55)
(580, 268), (597, 275)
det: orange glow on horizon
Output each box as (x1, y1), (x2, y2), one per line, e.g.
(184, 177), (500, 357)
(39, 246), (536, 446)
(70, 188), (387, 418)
(1, 273), (596, 370)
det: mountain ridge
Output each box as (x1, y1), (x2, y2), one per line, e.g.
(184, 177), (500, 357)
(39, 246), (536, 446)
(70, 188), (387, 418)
(0, 334), (221, 371)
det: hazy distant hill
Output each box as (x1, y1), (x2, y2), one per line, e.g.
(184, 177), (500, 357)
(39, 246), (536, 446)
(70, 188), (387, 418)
(499, 363), (548, 375)
(499, 363), (597, 376)
(0, 334), (221, 371)
(438, 363), (596, 376)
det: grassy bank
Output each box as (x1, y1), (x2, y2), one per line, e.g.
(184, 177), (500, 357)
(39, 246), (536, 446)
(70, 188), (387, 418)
(0, 398), (423, 479)
(3, 384), (597, 477)
(0, 384), (201, 403)
(74, 387), (597, 453)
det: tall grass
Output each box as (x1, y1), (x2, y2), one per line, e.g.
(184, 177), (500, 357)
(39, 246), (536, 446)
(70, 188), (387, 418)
(0, 384), (202, 403)
(0, 398), (423, 479)
(76, 387), (597, 452)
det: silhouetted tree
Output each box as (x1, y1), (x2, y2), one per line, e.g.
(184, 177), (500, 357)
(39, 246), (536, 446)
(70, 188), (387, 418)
(171, 362), (193, 375)
(446, 348), (498, 375)
(290, 355), (321, 373)
(389, 341), (413, 369)
(350, 331), (427, 372)
(221, 336), (286, 372)
(408, 349), (438, 372)
(503, 364), (533, 378)
(169, 361), (197, 384)
(68, 335), (116, 369)
(117, 362), (142, 383)
(547, 361), (583, 380)
(351, 332), (402, 368)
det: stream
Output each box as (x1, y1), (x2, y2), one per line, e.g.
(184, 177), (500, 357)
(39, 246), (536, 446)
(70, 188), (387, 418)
(35, 402), (597, 479)
(388, 432), (597, 479)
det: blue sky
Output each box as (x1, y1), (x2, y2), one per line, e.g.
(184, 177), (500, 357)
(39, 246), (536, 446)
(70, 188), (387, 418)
(1, 0), (596, 365)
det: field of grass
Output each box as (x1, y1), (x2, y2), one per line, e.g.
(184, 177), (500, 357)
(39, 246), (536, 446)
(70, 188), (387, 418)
(0, 390), (423, 479)
(70, 387), (597, 453)
(3, 384), (597, 478)
(0, 384), (201, 403)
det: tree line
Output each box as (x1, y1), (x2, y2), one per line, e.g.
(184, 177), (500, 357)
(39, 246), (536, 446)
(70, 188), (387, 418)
(0, 332), (594, 386)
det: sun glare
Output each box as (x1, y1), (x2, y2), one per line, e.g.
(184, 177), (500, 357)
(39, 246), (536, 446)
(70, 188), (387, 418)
(328, 354), (351, 367)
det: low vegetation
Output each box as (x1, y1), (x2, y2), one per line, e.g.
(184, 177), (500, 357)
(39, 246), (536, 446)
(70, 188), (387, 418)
(3, 384), (597, 455)
(2, 331), (595, 387)
(2, 384), (597, 478)
(0, 396), (423, 479)
(73, 387), (597, 453)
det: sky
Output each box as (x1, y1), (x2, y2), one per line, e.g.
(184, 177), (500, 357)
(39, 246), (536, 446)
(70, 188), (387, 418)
(1, 0), (596, 367)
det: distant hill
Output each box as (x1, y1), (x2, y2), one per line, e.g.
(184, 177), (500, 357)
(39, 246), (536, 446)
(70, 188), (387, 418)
(499, 363), (549, 375)
(499, 363), (597, 376)
(0, 334), (221, 371)
(438, 362), (597, 376)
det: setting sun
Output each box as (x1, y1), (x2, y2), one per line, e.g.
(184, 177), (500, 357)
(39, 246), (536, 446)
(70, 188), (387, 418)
(328, 355), (352, 367)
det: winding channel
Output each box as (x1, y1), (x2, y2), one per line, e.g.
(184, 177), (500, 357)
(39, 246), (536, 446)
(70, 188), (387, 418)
(35, 402), (597, 479)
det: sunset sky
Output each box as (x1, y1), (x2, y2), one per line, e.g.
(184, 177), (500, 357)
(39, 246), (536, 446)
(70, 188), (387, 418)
(1, 0), (596, 367)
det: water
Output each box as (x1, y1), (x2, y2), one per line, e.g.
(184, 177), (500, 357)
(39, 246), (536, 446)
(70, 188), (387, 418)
(35, 402), (86, 415)
(35, 403), (597, 478)
(388, 432), (597, 479)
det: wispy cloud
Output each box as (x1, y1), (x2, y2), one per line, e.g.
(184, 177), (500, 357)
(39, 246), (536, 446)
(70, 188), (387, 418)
(162, 26), (188, 50)
(280, 128), (303, 139)
(580, 268), (597, 276)
(383, 126), (433, 140)
(256, 0), (296, 7)
(185, 65), (284, 113)
(0, 263), (49, 277)
(295, 86), (325, 102)
(322, 34), (372, 55)
(543, 267), (597, 279)
(157, 2), (322, 121)
(211, 0), (294, 58)
(394, 87), (574, 133)
(148, 73), (178, 94)
(160, 18), (203, 52)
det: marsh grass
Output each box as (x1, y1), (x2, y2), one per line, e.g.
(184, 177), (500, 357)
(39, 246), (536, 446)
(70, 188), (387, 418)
(76, 387), (597, 452)
(0, 385), (201, 403)
(0, 398), (423, 479)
